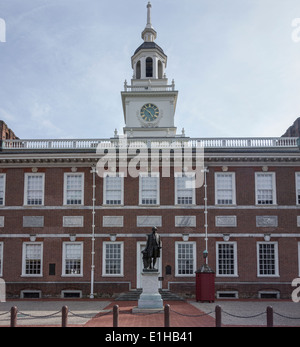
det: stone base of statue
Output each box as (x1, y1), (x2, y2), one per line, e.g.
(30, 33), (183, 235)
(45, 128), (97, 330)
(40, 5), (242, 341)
(132, 269), (163, 313)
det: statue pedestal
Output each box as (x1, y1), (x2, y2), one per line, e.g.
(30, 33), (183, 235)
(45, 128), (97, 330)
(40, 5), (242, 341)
(132, 270), (163, 313)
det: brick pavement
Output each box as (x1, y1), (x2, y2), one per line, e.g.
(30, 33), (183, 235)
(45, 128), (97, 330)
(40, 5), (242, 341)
(84, 301), (216, 327)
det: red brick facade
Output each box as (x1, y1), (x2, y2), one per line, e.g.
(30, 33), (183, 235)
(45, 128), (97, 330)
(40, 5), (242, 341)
(0, 147), (299, 299)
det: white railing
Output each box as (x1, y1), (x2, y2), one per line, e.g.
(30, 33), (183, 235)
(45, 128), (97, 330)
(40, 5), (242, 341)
(1, 137), (298, 151)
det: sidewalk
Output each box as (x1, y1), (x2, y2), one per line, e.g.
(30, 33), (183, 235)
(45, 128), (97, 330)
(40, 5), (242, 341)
(0, 299), (299, 327)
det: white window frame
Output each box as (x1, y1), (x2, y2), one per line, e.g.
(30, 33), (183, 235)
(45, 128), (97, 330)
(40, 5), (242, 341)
(256, 242), (279, 277)
(103, 173), (124, 206)
(174, 172), (196, 205)
(175, 241), (196, 277)
(62, 242), (83, 277)
(295, 173), (300, 205)
(298, 242), (300, 277)
(255, 172), (277, 205)
(139, 172), (160, 205)
(102, 241), (124, 277)
(24, 173), (45, 206)
(63, 172), (84, 206)
(215, 172), (236, 205)
(22, 242), (43, 277)
(0, 174), (6, 206)
(0, 242), (3, 277)
(216, 241), (238, 277)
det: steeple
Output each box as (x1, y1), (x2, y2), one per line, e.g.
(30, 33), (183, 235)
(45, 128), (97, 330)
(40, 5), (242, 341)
(142, 2), (157, 42)
(131, 2), (167, 80)
(121, 2), (178, 138)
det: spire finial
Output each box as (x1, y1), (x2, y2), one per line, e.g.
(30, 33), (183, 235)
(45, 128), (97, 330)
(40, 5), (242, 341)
(147, 2), (152, 27)
(142, 1), (157, 42)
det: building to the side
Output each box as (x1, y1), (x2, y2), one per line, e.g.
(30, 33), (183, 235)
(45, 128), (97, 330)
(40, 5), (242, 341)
(0, 2), (300, 300)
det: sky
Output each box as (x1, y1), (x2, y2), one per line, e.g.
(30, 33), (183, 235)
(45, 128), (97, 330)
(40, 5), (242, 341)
(0, 0), (300, 140)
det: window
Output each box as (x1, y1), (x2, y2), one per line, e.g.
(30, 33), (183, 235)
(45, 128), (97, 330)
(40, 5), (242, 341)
(22, 242), (43, 276)
(175, 242), (196, 276)
(216, 242), (237, 276)
(103, 174), (123, 205)
(296, 173), (300, 204)
(215, 173), (236, 205)
(64, 173), (84, 205)
(139, 173), (159, 205)
(62, 242), (83, 276)
(0, 242), (3, 276)
(298, 242), (300, 277)
(255, 173), (276, 205)
(24, 173), (45, 206)
(103, 242), (123, 276)
(146, 57), (153, 77)
(175, 173), (195, 205)
(136, 60), (141, 79)
(0, 174), (6, 206)
(257, 242), (279, 277)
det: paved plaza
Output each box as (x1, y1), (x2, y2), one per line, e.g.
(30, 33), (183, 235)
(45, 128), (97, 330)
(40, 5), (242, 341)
(0, 299), (299, 327)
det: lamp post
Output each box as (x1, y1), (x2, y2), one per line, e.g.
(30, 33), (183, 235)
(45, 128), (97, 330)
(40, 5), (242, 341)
(203, 167), (209, 264)
(90, 166), (96, 298)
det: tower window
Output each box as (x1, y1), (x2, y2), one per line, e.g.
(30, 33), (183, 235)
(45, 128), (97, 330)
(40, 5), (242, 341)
(158, 60), (163, 79)
(136, 61), (141, 79)
(146, 57), (153, 77)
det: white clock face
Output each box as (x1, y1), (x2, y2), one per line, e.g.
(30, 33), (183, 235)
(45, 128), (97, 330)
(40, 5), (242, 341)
(140, 103), (159, 122)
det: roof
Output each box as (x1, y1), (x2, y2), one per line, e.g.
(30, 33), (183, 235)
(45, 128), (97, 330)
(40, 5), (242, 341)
(134, 41), (166, 56)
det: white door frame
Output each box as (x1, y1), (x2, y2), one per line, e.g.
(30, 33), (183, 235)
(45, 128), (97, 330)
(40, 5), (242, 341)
(136, 241), (162, 289)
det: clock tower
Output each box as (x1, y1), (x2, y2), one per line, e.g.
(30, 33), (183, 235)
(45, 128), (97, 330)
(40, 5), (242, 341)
(121, 2), (178, 138)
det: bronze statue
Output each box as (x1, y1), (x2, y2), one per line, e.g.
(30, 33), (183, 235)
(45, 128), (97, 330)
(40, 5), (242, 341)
(142, 227), (161, 270)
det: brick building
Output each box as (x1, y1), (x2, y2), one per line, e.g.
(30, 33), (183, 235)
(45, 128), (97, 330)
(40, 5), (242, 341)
(0, 3), (300, 299)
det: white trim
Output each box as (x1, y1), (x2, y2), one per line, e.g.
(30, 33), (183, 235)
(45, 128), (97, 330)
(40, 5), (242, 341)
(24, 173), (45, 206)
(62, 241), (83, 277)
(216, 241), (238, 277)
(174, 172), (196, 206)
(61, 290), (82, 298)
(298, 242), (300, 277)
(139, 172), (160, 206)
(21, 242), (43, 277)
(175, 241), (196, 277)
(255, 172), (277, 206)
(102, 241), (124, 277)
(215, 172), (236, 205)
(0, 242), (3, 276)
(20, 290), (42, 298)
(63, 172), (84, 206)
(103, 172), (124, 206)
(0, 174), (6, 206)
(256, 241), (279, 277)
(295, 172), (300, 205)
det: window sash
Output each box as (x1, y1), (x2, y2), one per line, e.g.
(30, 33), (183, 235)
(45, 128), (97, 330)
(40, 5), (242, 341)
(176, 242), (195, 276)
(215, 173), (235, 205)
(140, 174), (159, 205)
(296, 173), (300, 204)
(104, 175), (123, 205)
(257, 242), (278, 276)
(175, 174), (195, 205)
(255, 173), (276, 205)
(217, 242), (237, 276)
(0, 174), (5, 206)
(63, 243), (83, 276)
(0, 242), (3, 276)
(23, 243), (43, 276)
(64, 173), (84, 205)
(103, 242), (123, 276)
(25, 174), (44, 205)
